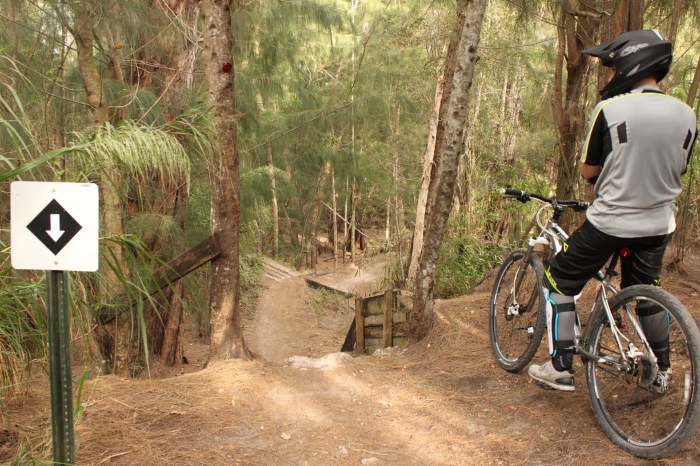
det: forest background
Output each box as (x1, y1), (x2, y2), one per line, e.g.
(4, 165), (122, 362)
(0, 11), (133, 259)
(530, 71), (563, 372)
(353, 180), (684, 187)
(0, 0), (699, 450)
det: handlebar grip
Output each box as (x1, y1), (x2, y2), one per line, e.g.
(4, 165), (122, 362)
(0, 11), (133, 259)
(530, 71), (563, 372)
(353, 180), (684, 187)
(501, 188), (526, 197)
(574, 202), (589, 212)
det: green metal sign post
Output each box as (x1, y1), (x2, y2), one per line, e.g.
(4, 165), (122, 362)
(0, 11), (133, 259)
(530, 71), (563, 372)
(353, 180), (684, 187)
(11, 182), (99, 465)
(47, 270), (75, 465)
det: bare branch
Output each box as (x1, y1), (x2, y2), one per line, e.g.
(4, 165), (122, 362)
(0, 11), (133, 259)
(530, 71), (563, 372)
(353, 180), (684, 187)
(570, 10), (606, 19)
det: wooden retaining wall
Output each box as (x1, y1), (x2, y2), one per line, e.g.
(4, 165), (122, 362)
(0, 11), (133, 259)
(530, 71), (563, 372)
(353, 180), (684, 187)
(354, 290), (410, 354)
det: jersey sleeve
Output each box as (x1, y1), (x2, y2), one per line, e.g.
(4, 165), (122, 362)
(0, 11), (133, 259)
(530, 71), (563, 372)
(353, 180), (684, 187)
(580, 102), (609, 168)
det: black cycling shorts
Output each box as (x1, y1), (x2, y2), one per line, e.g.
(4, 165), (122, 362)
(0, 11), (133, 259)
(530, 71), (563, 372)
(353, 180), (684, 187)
(544, 220), (672, 296)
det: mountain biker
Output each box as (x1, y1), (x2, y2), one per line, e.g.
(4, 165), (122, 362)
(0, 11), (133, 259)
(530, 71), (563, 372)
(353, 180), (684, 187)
(528, 29), (698, 391)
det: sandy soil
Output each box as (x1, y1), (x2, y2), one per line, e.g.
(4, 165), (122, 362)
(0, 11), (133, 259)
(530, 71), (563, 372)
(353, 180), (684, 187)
(2, 251), (700, 465)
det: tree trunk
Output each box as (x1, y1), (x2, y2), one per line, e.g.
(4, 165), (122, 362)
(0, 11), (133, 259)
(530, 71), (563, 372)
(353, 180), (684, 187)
(406, 74), (444, 285)
(595, 1), (629, 94)
(460, 81), (482, 226)
(73, 3), (121, 268)
(350, 180), (357, 263)
(687, 55), (700, 109)
(104, 2), (124, 83)
(52, 23), (69, 167)
(7, 0), (19, 60)
(410, 0), (488, 341)
(670, 55), (700, 267)
(552, 1), (596, 228)
(385, 202), (391, 243)
(73, 8), (108, 125)
(161, 0), (200, 87)
(150, 181), (189, 367)
(498, 72), (509, 160)
(666, 0), (682, 44)
(392, 103), (403, 256)
(103, 1), (127, 122)
(201, 0), (251, 361)
(160, 282), (186, 366)
(503, 72), (523, 166)
(332, 169), (338, 270)
(627, 0), (644, 30)
(267, 144), (279, 258)
(310, 161), (331, 268)
(344, 178), (349, 263)
(73, 1), (132, 375)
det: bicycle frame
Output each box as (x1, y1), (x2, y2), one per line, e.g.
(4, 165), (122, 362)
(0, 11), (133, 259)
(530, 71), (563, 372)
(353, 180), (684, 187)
(495, 189), (700, 457)
(527, 202), (659, 377)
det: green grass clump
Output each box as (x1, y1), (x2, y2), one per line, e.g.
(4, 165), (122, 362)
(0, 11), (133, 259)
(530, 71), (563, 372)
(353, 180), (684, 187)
(435, 235), (502, 300)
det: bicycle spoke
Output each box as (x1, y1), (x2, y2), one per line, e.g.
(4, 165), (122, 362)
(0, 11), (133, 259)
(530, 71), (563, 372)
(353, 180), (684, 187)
(585, 287), (700, 458)
(497, 190), (700, 457)
(489, 249), (546, 372)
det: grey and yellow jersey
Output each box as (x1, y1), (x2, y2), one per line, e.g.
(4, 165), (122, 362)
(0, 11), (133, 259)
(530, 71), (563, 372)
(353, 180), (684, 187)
(581, 85), (697, 238)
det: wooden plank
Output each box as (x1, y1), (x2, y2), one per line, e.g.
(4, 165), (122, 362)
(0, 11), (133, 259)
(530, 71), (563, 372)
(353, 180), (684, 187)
(355, 296), (365, 354)
(151, 234), (221, 289)
(383, 290), (393, 348)
(365, 326), (407, 339)
(361, 311), (406, 326)
(305, 277), (355, 298)
(99, 234), (221, 323)
(364, 314), (384, 326)
(364, 294), (385, 316)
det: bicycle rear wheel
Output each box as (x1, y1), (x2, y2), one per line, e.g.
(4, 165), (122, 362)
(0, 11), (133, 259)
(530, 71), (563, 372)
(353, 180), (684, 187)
(489, 248), (546, 372)
(584, 285), (700, 458)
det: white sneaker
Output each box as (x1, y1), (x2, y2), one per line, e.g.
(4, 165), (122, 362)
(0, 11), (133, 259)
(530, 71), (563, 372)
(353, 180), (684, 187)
(652, 368), (672, 395)
(528, 360), (575, 391)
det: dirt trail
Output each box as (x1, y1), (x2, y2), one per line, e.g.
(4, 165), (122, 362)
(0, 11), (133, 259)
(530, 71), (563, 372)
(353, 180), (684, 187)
(3, 254), (700, 465)
(244, 254), (389, 364)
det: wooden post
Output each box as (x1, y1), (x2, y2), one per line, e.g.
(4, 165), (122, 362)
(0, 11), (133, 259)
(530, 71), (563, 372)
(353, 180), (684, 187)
(383, 290), (394, 348)
(355, 296), (365, 354)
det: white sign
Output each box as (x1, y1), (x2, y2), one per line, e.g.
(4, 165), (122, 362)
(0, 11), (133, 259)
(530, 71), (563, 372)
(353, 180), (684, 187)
(11, 182), (99, 271)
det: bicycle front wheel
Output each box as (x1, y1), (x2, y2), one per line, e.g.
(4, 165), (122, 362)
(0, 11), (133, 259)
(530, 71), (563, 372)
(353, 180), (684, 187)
(584, 285), (700, 458)
(489, 248), (546, 372)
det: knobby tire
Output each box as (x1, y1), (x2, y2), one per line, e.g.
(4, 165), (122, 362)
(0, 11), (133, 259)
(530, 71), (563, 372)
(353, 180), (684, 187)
(584, 285), (700, 458)
(489, 248), (546, 372)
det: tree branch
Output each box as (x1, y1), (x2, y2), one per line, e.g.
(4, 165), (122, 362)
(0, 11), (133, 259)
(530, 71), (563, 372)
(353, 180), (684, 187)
(570, 10), (606, 19)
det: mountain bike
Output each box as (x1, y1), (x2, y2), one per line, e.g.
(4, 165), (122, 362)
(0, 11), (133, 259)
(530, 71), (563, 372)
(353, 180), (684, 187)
(488, 188), (700, 458)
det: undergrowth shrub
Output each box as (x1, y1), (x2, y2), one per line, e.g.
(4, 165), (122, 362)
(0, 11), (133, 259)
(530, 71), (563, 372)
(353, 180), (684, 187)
(435, 232), (502, 299)
(0, 278), (46, 402)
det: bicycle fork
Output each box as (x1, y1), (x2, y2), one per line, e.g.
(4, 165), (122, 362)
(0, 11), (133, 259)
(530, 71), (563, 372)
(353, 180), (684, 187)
(506, 239), (547, 323)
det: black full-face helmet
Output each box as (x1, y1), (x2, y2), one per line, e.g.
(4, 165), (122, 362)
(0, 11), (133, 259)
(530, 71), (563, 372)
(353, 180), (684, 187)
(582, 29), (673, 99)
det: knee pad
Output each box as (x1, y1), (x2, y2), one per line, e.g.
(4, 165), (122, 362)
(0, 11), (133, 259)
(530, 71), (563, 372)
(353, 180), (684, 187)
(544, 288), (576, 356)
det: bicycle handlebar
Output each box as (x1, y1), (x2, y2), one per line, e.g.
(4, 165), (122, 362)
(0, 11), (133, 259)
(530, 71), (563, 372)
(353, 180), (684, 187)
(499, 188), (589, 212)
